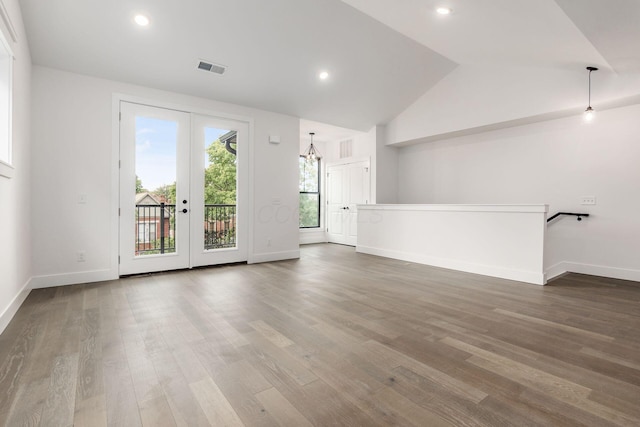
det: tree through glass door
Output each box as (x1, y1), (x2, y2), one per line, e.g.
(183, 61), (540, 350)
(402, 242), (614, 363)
(203, 127), (237, 251)
(189, 114), (248, 267)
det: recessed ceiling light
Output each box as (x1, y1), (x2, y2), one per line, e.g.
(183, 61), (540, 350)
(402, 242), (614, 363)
(134, 14), (150, 26)
(436, 7), (452, 15)
(319, 71), (329, 80)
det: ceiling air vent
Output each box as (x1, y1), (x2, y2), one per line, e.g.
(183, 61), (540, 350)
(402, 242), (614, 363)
(197, 60), (226, 75)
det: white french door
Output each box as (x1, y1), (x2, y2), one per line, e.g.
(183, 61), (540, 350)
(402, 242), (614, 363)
(119, 102), (190, 275)
(190, 114), (248, 267)
(119, 101), (248, 275)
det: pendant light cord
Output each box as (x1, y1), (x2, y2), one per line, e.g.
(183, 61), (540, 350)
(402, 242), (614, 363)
(586, 66), (598, 109)
(588, 69), (592, 108)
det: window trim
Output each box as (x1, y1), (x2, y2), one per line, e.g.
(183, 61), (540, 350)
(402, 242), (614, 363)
(0, 23), (13, 179)
(299, 155), (321, 229)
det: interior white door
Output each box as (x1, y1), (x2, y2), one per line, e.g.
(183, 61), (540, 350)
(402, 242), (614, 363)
(346, 162), (370, 245)
(327, 160), (370, 246)
(119, 102), (191, 275)
(190, 114), (248, 267)
(327, 165), (346, 244)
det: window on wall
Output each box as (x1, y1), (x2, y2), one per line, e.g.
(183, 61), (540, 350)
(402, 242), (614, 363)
(0, 24), (13, 178)
(299, 156), (320, 228)
(0, 28), (12, 178)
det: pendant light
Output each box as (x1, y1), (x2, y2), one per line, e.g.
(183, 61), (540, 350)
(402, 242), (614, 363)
(304, 132), (321, 161)
(584, 66), (598, 122)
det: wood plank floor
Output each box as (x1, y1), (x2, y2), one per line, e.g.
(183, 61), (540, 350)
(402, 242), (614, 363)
(1, 243), (640, 426)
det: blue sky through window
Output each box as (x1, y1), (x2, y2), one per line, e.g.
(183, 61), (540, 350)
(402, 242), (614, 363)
(135, 116), (228, 191)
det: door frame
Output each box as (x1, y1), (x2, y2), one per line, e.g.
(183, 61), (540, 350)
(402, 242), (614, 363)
(111, 93), (255, 277)
(325, 157), (371, 246)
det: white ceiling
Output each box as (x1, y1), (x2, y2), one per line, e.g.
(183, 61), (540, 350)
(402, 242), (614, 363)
(555, 0), (640, 74)
(18, 0), (455, 131)
(341, 0), (610, 69)
(300, 119), (367, 145)
(18, 0), (640, 134)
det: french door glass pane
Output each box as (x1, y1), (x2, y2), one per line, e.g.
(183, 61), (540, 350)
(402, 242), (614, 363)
(134, 116), (178, 256)
(203, 127), (237, 250)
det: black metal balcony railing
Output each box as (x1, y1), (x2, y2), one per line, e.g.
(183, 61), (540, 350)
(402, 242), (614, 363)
(135, 203), (236, 256)
(204, 204), (236, 250)
(135, 203), (176, 256)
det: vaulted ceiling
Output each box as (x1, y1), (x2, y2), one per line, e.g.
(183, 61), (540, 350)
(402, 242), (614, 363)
(18, 0), (640, 133)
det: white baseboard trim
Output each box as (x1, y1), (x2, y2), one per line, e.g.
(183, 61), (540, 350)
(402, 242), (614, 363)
(249, 250), (300, 264)
(0, 278), (31, 335)
(299, 231), (328, 245)
(545, 262), (640, 283)
(545, 262), (570, 282)
(30, 269), (117, 289)
(357, 245), (545, 285)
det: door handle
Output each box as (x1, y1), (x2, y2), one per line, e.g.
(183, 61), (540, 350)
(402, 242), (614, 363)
(182, 208), (188, 213)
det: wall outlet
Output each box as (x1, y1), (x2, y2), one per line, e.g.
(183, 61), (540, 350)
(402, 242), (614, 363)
(78, 194), (87, 204)
(267, 238), (271, 247)
(77, 251), (86, 262)
(581, 196), (596, 205)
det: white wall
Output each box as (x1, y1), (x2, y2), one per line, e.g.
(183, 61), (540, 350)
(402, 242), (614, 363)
(0, 0), (31, 333)
(316, 129), (375, 164)
(373, 125), (398, 204)
(31, 66), (300, 287)
(397, 104), (640, 281)
(357, 205), (548, 285)
(386, 64), (640, 146)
